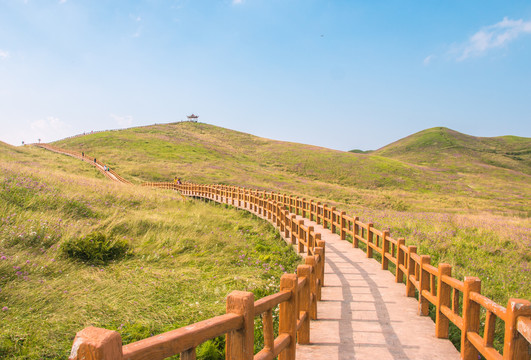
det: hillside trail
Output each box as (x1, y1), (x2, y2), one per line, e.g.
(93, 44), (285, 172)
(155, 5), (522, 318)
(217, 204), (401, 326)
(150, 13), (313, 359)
(35, 144), (125, 183)
(208, 194), (461, 360)
(34, 143), (460, 359)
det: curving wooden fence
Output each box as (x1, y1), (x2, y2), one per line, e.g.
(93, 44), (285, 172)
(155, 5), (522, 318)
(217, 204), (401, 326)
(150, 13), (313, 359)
(69, 183), (326, 360)
(141, 181), (530, 360)
(33, 142), (529, 360)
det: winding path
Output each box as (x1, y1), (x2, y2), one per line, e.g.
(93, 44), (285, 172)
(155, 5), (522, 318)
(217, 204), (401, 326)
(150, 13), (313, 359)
(202, 194), (460, 360)
(37, 144), (461, 359)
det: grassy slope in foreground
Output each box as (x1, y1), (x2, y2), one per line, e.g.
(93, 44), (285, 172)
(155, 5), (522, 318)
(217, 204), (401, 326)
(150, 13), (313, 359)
(54, 123), (530, 305)
(0, 144), (300, 359)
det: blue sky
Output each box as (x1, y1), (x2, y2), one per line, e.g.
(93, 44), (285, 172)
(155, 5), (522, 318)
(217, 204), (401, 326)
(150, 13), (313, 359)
(1, 0), (530, 150)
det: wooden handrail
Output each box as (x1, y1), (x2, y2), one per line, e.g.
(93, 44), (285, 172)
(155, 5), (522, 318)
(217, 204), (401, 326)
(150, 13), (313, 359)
(178, 182), (531, 359)
(122, 313), (243, 360)
(63, 172), (530, 360)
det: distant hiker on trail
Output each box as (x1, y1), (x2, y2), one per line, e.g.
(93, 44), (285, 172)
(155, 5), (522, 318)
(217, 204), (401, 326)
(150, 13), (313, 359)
(177, 178), (182, 185)
(82, 152), (84, 157)
(104, 165), (107, 171)
(94, 158), (96, 164)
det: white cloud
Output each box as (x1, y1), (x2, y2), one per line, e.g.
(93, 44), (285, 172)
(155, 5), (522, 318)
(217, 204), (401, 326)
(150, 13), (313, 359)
(132, 27), (142, 38)
(110, 114), (133, 128)
(59, 0), (67, 3)
(423, 55), (434, 66)
(458, 17), (531, 60)
(0, 50), (9, 60)
(28, 116), (72, 143)
(232, 0), (244, 5)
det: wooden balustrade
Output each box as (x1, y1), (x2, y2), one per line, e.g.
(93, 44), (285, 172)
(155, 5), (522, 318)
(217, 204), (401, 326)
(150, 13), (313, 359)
(72, 181), (326, 360)
(76, 180), (531, 359)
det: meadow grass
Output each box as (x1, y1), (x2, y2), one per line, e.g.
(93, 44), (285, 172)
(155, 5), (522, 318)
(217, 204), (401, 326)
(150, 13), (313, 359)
(53, 123), (530, 305)
(3, 122), (529, 357)
(0, 147), (301, 359)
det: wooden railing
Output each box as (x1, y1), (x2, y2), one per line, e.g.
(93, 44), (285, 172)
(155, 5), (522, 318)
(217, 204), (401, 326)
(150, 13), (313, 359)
(69, 183), (325, 360)
(35, 140), (528, 360)
(143, 181), (530, 360)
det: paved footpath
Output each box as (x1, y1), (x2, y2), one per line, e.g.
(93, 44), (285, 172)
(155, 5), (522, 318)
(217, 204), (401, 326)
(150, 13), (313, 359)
(219, 197), (460, 360)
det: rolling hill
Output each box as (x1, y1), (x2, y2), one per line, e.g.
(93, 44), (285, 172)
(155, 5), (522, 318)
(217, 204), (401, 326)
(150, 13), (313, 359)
(53, 122), (530, 216)
(1, 123), (529, 357)
(0, 139), (299, 358)
(374, 126), (531, 175)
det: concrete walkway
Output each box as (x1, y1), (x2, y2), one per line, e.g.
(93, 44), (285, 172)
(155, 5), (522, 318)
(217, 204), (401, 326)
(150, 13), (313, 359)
(215, 196), (460, 360)
(294, 220), (460, 360)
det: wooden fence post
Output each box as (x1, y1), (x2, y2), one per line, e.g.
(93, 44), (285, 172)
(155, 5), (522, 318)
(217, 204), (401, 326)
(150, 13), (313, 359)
(283, 210), (290, 239)
(297, 265), (311, 345)
(279, 274), (298, 360)
(381, 230), (390, 270)
(503, 298), (531, 360)
(226, 290), (255, 360)
(298, 220), (305, 253)
(316, 202), (321, 225)
(290, 215), (297, 245)
(352, 217), (359, 248)
(395, 238), (405, 283)
(330, 207), (336, 233)
(406, 246), (417, 297)
(366, 223), (374, 258)
(435, 263), (452, 338)
(314, 246), (324, 301)
(418, 255), (431, 316)
(307, 226), (314, 255)
(322, 205), (328, 228)
(339, 211), (346, 240)
(68, 327), (123, 360)
(316, 239), (325, 288)
(305, 256), (318, 320)
(461, 277), (481, 360)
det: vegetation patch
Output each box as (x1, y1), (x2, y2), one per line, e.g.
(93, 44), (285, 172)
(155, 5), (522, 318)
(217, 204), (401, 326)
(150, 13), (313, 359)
(62, 232), (130, 265)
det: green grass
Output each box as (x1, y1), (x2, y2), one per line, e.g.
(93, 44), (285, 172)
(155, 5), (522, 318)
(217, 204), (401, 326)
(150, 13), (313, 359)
(2, 123), (530, 357)
(0, 145), (301, 359)
(51, 123), (530, 305)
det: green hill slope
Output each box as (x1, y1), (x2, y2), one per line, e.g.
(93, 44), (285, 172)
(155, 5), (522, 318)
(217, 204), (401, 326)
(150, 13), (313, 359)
(54, 122), (530, 215)
(55, 122), (431, 191)
(374, 127), (531, 174)
(51, 123), (530, 305)
(0, 141), (299, 358)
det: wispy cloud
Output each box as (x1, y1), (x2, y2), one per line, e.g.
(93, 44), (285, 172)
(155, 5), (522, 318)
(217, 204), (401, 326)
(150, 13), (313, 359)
(110, 114), (133, 128)
(0, 50), (9, 60)
(59, 0), (67, 4)
(458, 17), (531, 60)
(29, 117), (72, 143)
(130, 14), (143, 37)
(423, 55), (434, 66)
(232, 0), (244, 5)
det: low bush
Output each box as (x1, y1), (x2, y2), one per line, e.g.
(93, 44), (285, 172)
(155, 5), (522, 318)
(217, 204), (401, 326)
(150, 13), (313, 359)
(62, 232), (129, 265)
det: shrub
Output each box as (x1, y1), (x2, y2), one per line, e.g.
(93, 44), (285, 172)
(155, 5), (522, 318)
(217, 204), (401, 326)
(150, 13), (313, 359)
(62, 232), (129, 265)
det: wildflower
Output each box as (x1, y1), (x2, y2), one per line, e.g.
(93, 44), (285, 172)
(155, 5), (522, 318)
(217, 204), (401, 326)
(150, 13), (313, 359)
(2, 306), (8, 311)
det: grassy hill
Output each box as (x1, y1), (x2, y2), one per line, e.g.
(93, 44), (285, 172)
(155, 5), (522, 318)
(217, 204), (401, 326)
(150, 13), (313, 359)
(52, 123), (530, 301)
(54, 122), (530, 215)
(2, 124), (529, 357)
(0, 143), (299, 358)
(374, 126), (531, 174)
